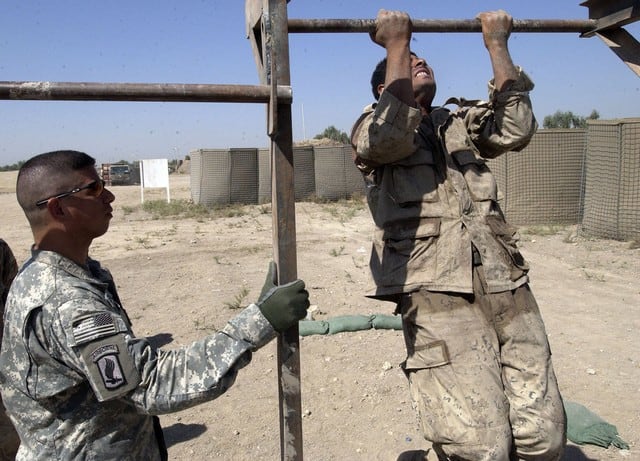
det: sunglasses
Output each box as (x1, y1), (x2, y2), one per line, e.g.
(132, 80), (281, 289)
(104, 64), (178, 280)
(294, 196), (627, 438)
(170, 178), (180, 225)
(35, 179), (106, 207)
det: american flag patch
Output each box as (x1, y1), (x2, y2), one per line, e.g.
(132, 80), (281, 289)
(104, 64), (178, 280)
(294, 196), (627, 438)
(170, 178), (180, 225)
(73, 313), (117, 343)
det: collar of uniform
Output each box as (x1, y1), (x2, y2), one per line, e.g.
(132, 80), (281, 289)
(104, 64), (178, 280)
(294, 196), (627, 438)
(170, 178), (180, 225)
(30, 249), (106, 285)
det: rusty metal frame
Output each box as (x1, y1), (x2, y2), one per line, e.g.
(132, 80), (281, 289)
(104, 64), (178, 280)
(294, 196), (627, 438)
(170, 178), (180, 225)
(284, 4), (639, 78)
(581, 0), (640, 76)
(246, 2), (303, 461)
(287, 18), (598, 34)
(0, 81), (292, 103)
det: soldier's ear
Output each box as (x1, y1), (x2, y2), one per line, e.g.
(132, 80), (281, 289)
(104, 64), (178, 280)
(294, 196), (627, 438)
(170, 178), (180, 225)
(377, 84), (385, 97)
(46, 198), (65, 220)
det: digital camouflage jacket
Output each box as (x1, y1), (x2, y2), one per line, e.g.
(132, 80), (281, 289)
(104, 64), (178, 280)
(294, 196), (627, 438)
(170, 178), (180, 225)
(0, 249), (276, 460)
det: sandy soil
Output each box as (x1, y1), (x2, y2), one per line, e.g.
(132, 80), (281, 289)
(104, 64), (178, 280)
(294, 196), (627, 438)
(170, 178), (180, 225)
(0, 171), (637, 461)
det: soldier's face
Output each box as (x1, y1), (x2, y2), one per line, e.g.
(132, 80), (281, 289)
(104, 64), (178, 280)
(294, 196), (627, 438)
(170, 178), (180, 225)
(411, 53), (436, 102)
(59, 167), (115, 240)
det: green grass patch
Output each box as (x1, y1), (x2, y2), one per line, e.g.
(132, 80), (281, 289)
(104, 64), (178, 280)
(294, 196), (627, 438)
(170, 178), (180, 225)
(316, 196), (366, 223)
(519, 224), (568, 237)
(224, 286), (250, 310)
(140, 199), (251, 220)
(121, 205), (136, 215)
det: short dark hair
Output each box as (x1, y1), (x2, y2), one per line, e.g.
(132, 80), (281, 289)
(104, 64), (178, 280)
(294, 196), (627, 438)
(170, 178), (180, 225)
(370, 52), (421, 101)
(17, 150), (96, 217)
(370, 58), (387, 101)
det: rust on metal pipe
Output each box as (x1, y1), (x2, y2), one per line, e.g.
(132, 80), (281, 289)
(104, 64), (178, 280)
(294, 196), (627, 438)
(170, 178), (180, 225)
(287, 18), (598, 34)
(0, 81), (292, 103)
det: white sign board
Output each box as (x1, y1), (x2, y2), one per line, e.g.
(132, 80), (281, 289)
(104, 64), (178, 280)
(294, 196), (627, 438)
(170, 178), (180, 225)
(140, 158), (170, 203)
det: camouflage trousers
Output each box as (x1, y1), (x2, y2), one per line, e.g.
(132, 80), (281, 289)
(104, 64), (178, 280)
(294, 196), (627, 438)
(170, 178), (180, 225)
(0, 396), (19, 461)
(398, 265), (566, 461)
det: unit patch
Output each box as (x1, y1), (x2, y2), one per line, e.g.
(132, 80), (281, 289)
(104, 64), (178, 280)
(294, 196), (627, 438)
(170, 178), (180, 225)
(91, 344), (127, 389)
(74, 313), (141, 401)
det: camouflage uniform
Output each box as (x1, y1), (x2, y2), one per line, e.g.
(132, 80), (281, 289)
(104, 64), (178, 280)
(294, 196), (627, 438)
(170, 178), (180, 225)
(352, 69), (566, 460)
(0, 239), (20, 461)
(0, 249), (276, 461)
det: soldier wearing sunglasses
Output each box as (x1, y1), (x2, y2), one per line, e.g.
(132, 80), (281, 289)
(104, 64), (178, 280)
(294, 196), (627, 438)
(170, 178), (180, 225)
(0, 150), (310, 460)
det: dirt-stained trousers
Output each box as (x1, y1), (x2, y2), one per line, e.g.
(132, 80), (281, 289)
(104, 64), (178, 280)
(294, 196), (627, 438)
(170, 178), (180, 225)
(398, 264), (566, 461)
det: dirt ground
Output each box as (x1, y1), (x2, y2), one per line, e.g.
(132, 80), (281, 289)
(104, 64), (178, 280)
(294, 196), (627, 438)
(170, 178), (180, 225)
(0, 171), (637, 461)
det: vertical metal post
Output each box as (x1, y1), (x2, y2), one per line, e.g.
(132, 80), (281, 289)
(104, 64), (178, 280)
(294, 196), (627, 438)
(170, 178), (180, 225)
(268, 0), (303, 461)
(261, 0), (304, 459)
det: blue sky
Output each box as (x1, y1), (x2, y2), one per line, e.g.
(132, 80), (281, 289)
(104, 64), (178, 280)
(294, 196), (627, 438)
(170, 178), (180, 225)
(1, 1), (638, 166)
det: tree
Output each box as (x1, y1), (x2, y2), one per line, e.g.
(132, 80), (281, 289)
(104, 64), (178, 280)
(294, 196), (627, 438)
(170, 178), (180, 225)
(314, 125), (350, 144)
(0, 161), (25, 172)
(543, 110), (600, 129)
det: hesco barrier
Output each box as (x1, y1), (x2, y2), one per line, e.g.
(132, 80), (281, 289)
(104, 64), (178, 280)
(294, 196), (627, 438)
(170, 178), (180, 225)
(487, 129), (587, 226)
(257, 148), (271, 204)
(581, 119), (640, 241)
(313, 145), (366, 200)
(257, 146), (316, 202)
(292, 146), (316, 201)
(190, 119), (639, 241)
(196, 145), (362, 206)
(190, 148), (258, 206)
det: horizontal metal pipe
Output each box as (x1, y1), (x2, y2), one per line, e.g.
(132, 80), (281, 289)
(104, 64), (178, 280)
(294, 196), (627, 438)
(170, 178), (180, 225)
(0, 81), (292, 103)
(288, 18), (598, 34)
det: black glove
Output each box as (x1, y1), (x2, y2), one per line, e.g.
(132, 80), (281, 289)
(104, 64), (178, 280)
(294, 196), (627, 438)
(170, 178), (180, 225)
(257, 263), (309, 332)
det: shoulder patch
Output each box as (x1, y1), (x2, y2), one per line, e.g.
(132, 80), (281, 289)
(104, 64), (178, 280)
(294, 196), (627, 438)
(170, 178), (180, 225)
(79, 334), (141, 401)
(91, 343), (127, 390)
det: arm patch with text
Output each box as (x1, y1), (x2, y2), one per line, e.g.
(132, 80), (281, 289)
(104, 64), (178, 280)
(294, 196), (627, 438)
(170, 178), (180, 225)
(73, 313), (141, 401)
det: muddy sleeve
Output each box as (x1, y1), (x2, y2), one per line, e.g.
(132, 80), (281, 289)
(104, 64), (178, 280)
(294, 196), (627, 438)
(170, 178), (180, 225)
(466, 67), (537, 158)
(354, 91), (423, 165)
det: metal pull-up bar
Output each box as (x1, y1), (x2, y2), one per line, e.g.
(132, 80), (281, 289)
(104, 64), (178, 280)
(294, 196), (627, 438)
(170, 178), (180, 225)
(287, 18), (599, 34)
(0, 81), (292, 103)
(286, 15), (639, 78)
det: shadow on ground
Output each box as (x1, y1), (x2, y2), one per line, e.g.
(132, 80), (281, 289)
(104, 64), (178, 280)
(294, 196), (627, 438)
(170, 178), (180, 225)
(146, 332), (174, 349)
(163, 423), (207, 448)
(562, 445), (602, 461)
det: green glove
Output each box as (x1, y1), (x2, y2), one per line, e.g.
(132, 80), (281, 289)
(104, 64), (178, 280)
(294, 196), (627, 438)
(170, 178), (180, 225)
(257, 264), (309, 332)
(259, 261), (277, 301)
